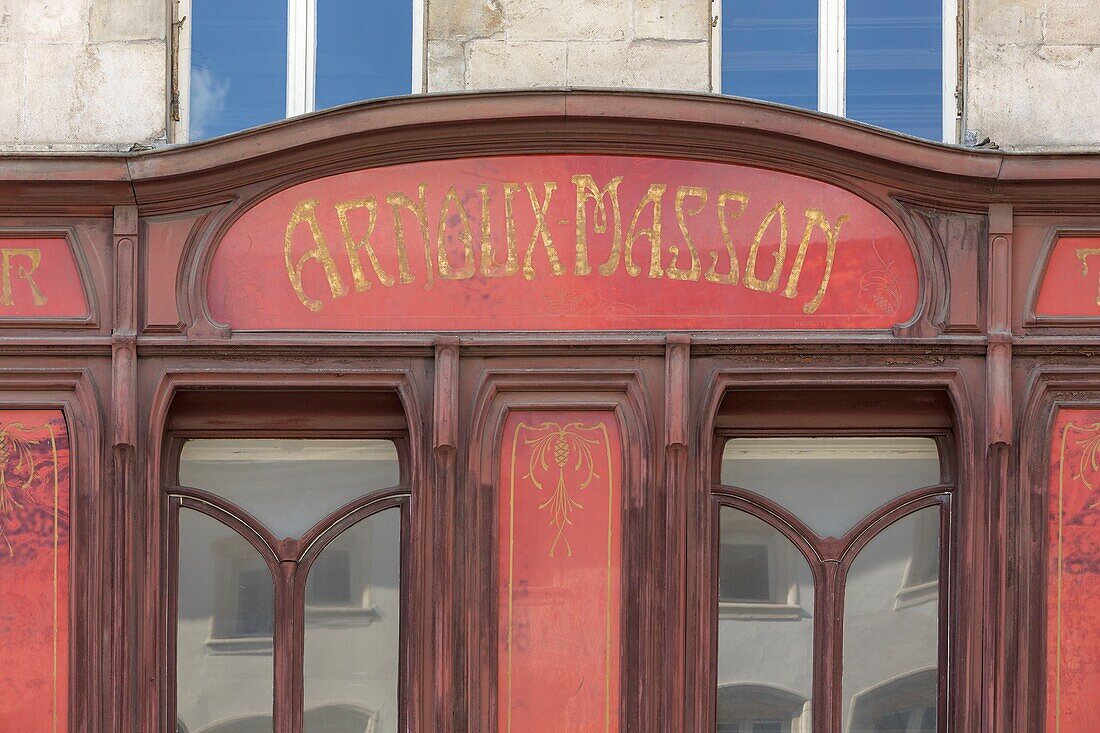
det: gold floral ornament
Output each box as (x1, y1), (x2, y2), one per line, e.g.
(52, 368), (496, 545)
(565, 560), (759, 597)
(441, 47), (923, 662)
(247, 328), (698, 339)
(0, 422), (46, 558)
(1072, 422), (1100, 512)
(522, 422), (603, 558)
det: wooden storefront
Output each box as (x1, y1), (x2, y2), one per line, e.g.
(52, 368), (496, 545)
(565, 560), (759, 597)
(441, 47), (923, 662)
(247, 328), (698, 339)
(0, 91), (1098, 732)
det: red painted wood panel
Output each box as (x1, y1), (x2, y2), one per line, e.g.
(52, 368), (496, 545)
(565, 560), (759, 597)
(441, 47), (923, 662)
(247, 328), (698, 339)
(0, 238), (87, 320)
(208, 155), (918, 331)
(1047, 408), (1100, 731)
(144, 215), (199, 331)
(1035, 235), (1100, 318)
(498, 412), (621, 732)
(0, 410), (69, 732)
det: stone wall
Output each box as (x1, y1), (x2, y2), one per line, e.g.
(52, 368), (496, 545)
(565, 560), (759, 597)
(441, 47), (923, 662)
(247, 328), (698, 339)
(0, 0), (167, 151)
(424, 0), (711, 93)
(964, 0), (1100, 150)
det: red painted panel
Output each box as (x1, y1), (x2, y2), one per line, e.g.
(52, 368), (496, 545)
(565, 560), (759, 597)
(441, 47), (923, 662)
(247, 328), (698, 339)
(1047, 409), (1100, 731)
(0, 238), (87, 320)
(208, 155), (918, 331)
(498, 412), (621, 732)
(0, 411), (69, 732)
(1035, 235), (1100, 318)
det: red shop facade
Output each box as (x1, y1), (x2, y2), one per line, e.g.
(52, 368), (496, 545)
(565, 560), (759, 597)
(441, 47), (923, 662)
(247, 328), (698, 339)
(0, 91), (1097, 732)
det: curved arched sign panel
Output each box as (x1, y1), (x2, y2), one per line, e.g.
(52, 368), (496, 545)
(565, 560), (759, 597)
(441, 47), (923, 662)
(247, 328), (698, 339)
(208, 155), (918, 331)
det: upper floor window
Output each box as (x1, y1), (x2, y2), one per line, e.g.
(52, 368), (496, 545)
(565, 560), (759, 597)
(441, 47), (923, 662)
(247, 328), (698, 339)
(716, 0), (957, 142)
(176, 0), (423, 142)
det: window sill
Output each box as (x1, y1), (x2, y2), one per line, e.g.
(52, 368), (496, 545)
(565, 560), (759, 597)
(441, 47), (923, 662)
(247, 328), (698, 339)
(895, 580), (938, 610)
(718, 601), (805, 621)
(204, 636), (273, 655)
(304, 604), (382, 628)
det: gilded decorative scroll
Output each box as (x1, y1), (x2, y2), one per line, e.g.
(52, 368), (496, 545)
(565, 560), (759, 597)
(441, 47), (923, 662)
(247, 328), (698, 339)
(0, 410), (69, 731)
(1048, 410), (1100, 731)
(499, 412), (621, 732)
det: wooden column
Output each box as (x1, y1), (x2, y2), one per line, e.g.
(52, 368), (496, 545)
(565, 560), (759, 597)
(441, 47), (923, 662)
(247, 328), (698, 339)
(665, 334), (690, 730)
(986, 203), (1013, 733)
(433, 338), (459, 732)
(110, 205), (138, 733)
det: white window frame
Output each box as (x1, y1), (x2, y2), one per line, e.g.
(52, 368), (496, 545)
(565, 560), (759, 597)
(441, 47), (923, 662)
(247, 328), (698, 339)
(174, 0), (426, 143)
(710, 0), (959, 143)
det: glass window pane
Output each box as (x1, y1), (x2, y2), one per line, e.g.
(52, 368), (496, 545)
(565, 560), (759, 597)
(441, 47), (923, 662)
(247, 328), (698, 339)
(721, 437), (941, 538)
(316, 0), (414, 109)
(842, 507), (940, 733)
(176, 508), (274, 733)
(721, 0), (818, 110)
(717, 508), (813, 733)
(303, 509), (401, 733)
(179, 439), (400, 539)
(188, 0), (287, 140)
(846, 0), (943, 140)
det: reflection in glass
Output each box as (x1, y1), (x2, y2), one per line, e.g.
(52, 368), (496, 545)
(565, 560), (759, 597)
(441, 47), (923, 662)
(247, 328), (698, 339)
(847, 0), (943, 140)
(188, 0), (286, 140)
(176, 508), (273, 733)
(316, 0), (414, 109)
(717, 508), (813, 733)
(721, 0), (818, 111)
(304, 508), (401, 733)
(179, 439), (400, 539)
(842, 507), (940, 733)
(721, 438), (940, 538)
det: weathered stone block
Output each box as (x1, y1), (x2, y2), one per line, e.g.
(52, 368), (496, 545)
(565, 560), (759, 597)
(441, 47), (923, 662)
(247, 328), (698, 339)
(966, 0), (1043, 45)
(566, 39), (709, 90)
(426, 40), (467, 92)
(0, 44), (24, 142)
(427, 0), (504, 41)
(467, 40), (567, 88)
(24, 41), (165, 145)
(634, 0), (710, 41)
(1042, 0), (1100, 45)
(966, 42), (1100, 149)
(505, 0), (629, 41)
(0, 0), (91, 43)
(89, 0), (164, 41)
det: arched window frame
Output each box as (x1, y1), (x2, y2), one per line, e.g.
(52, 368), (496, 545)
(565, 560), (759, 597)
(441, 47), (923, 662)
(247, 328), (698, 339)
(711, 428), (955, 732)
(163, 427), (411, 733)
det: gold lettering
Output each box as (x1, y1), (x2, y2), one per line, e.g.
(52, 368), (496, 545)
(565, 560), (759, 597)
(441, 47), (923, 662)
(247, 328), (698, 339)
(783, 209), (850, 314)
(667, 186), (706, 281)
(386, 186), (431, 289)
(335, 197), (395, 291)
(479, 183), (520, 278)
(572, 174), (623, 277)
(743, 202), (788, 293)
(706, 191), (748, 285)
(0, 248), (47, 307)
(522, 182), (563, 281)
(435, 186), (477, 280)
(284, 199), (347, 312)
(1076, 247), (1100, 305)
(624, 184), (667, 278)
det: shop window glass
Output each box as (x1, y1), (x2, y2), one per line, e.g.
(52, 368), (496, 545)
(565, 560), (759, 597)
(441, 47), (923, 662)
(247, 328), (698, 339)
(303, 510), (401, 733)
(717, 509), (814, 731)
(721, 437), (940, 538)
(842, 509), (940, 733)
(176, 509), (274, 733)
(178, 438), (399, 539)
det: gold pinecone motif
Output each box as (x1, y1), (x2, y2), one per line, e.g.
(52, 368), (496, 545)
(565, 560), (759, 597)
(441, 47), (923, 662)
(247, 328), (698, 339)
(553, 436), (569, 467)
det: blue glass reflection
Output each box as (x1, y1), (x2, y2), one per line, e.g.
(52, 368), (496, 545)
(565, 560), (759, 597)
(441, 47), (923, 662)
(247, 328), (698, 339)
(189, 0), (286, 141)
(316, 0), (414, 109)
(847, 0), (943, 140)
(722, 0), (818, 111)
